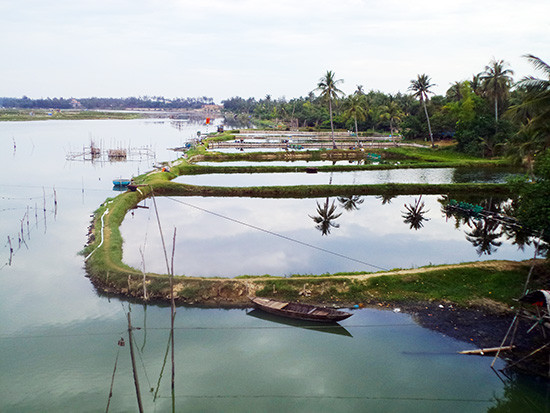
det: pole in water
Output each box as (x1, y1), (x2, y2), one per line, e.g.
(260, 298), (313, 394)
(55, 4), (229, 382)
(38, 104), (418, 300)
(127, 311), (144, 413)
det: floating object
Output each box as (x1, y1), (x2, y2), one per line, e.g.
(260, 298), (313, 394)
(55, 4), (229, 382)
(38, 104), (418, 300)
(459, 346), (515, 356)
(249, 296), (352, 323)
(112, 178), (131, 187)
(305, 167), (318, 174)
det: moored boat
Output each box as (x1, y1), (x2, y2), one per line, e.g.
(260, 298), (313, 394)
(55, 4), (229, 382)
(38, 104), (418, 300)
(249, 296), (352, 323)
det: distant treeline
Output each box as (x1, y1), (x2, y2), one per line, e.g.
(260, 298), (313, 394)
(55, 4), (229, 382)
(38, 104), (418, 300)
(0, 96), (215, 110)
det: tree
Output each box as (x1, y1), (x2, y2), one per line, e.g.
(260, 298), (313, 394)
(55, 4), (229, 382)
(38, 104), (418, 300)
(343, 93), (367, 145)
(511, 149), (550, 247)
(480, 58), (514, 123)
(316, 71), (344, 149)
(510, 54), (550, 146)
(379, 99), (404, 136)
(409, 74), (436, 147)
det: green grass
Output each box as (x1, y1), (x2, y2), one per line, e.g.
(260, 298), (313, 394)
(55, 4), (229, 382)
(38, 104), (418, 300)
(350, 265), (530, 306)
(0, 109), (143, 121)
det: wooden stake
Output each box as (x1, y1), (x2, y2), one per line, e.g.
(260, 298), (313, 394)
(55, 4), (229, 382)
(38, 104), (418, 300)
(127, 311), (144, 413)
(170, 227), (176, 412)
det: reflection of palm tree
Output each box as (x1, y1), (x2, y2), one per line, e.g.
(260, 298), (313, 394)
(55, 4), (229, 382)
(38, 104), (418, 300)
(465, 219), (503, 255)
(376, 194), (396, 205)
(337, 195), (364, 211)
(402, 196), (430, 230)
(310, 198), (342, 235)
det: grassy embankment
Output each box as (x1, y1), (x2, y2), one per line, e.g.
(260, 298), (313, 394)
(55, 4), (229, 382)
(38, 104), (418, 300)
(83, 132), (539, 309)
(0, 109), (143, 121)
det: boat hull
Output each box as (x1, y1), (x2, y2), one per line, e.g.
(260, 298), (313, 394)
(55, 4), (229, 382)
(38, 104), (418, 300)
(249, 296), (352, 323)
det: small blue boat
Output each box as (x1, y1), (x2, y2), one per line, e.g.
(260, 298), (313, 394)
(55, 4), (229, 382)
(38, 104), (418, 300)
(112, 178), (131, 187)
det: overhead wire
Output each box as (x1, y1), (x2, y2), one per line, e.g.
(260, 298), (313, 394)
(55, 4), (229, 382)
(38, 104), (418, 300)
(164, 196), (389, 272)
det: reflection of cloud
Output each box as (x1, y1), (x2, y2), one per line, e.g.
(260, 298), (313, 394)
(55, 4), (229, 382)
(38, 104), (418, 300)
(120, 195), (533, 277)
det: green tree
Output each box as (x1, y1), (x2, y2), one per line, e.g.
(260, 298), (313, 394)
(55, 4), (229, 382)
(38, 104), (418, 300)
(379, 99), (404, 136)
(510, 54), (550, 146)
(409, 74), (436, 147)
(512, 149), (550, 245)
(343, 93), (368, 145)
(316, 70), (344, 149)
(480, 58), (514, 123)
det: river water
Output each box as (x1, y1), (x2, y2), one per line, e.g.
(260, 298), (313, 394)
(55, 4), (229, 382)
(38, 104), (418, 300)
(0, 119), (548, 412)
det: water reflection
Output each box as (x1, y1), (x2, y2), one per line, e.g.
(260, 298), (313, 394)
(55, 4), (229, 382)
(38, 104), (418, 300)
(309, 198), (342, 236)
(246, 309), (353, 337)
(337, 195), (364, 211)
(120, 195), (537, 277)
(402, 195), (430, 230)
(440, 196), (544, 257)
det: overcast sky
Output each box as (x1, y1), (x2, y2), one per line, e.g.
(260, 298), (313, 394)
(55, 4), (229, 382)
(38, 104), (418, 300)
(1, 0), (548, 103)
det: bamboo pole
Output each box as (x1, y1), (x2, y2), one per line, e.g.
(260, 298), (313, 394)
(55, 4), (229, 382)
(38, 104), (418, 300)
(460, 346), (515, 355)
(127, 312), (144, 413)
(170, 227), (176, 413)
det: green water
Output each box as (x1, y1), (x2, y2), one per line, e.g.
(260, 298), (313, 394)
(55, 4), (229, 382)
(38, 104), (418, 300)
(0, 120), (548, 412)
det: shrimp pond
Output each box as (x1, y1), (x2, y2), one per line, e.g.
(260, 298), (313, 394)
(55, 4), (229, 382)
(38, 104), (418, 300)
(0, 119), (548, 412)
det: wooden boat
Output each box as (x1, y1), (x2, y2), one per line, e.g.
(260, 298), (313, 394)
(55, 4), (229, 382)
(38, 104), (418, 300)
(249, 296), (352, 323)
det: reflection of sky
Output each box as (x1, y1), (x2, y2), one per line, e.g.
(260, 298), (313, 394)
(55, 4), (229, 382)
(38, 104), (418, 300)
(120, 196), (534, 277)
(0, 119), (214, 334)
(174, 168), (515, 186)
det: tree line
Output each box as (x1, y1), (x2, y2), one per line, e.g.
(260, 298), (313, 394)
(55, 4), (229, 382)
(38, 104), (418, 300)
(222, 55), (549, 161)
(0, 96), (215, 110)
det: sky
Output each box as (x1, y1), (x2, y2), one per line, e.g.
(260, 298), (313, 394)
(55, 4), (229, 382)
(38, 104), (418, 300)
(1, 0), (549, 103)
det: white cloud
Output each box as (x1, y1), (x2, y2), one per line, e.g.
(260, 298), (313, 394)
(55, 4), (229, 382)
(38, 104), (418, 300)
(0, 0), (548, 100)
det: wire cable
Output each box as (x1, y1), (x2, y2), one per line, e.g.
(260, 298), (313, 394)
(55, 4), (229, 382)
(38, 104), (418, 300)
(164, 196), (389, 272)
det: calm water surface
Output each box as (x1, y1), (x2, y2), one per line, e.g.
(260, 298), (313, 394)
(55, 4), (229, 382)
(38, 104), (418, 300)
(174, 168), (517, 186)
(0, 120), (547, 412)
(121, 195), (534, 277)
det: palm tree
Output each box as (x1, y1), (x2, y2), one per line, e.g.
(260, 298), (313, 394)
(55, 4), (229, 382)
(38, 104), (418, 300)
(309, 198), (342, 235)
(446, 81), (465, 102)
(480, 58), (514, 123)
(379, 99), (404, 136)
(409, 74), (435, 147)
(471, 74), (484, 97)
(316, 70), (344, 149)
(343, 93), (367, 145)
(511, 54), (550, 141)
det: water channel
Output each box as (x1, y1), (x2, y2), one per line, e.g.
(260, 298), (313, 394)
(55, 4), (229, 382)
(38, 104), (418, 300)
(0, 119), (548, 412)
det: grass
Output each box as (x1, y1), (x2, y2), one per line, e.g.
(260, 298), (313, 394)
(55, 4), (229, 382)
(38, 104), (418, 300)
(0, 109), (143, 121)
(83, 137), (535, 308)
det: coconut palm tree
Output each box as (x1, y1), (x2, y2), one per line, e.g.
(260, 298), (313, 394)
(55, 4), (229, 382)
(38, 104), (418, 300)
(409, 74), (435, 147)
(343, 93), (367, 145)
(480, 58), (514, 123)
(316, 70), (344, 149)
(470, 74), (484, 97)
(512, 54), (550, 141)
(379, 99), (404, 136)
